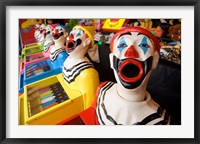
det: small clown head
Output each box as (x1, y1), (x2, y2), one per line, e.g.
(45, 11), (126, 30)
(52, 25), (69, 43)
(34, 24), (40, 31)
(66, 25), (95, 56)
(34, 24), (41, 39)
(39, 24), (46, 34)
(109, 27), (160, 89)
(44, 24), (57, 39)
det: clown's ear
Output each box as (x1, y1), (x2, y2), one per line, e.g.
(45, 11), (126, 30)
(152, 51), (159, 70)
(109, 53), (114, 69)
(83, 38), (91, 48)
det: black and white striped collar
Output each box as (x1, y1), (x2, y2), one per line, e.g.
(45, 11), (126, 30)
(96, 82), (171, 125)
(62, 61), (94, 83)
(44, 41), (54, 52)
(50, 47), (66, 61)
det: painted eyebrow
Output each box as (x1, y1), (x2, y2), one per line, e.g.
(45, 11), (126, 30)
(117, 32), (132, 40)
(137, 33), (150, 39)
(75, 29), (85, 37)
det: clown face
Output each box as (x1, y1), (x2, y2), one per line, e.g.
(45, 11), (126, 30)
(37, 24), (46, 41)
(66, 28), (91, 55)
(52, 25), (68, 43)
(34, 24), (41, 39)
(44, 25), (54, 39)
(110, 27), (160, 89)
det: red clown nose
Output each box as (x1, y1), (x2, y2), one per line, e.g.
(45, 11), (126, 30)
(124, 45), (139, 58)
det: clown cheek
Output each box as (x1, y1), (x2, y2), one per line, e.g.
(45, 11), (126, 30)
(59, 36), (66, 42)
(109, 53), (114, 69)
(151, 51), (159, 69)
(83, 38), (91, 48)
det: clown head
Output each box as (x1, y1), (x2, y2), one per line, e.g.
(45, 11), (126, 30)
(43, 24), (58, 52)
(43, 24), (54, 40)
(52, 25), (69, 44)
(34, 24), (41, 39)
(37, 24), (46, 43)
(66, 25), (95, 57)
(110, 27), (160, 90)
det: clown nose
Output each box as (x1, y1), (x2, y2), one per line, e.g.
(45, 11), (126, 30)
(55, 29), (59, 34)
(69, 34), (74, 39)
(125, 45), (139, 58)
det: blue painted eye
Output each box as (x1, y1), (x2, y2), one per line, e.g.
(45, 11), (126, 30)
(76, 30), (81, 37)
(117, 43), (127, 48)
(117, 37), (127, 53)
(139, 43), (149, 48)
(60, 28), (63, 31)
(139, 37), (149, 54)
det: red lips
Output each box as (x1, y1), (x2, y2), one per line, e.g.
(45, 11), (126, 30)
(66, 34), (75, 51)
(66, 40), (75, 51)
(119, 59), (143, 83)
(43, 29), (46, 38)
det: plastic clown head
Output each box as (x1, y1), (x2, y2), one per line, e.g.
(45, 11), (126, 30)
(110, 27), (160, 90)
(43, 24), (54, 39)
(66, 25), (95, 57)
(37, 24), (47, 44)
(51, 25), (69, 44)
(43, 24), (58, 47)
(34, 24), (41, 39)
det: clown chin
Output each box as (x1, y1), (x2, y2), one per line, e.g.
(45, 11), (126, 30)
(113, 55), (153, 89)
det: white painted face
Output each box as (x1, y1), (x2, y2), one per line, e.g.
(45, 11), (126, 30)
(44, 25), (53, 39)
(112, 32), (154, 61)
(110, 29), (159, 89)
(52, 25), (68, 43)
(66, 28), (90, 55)
(34, 24), (41, 39)
(37, 24), (46, 40)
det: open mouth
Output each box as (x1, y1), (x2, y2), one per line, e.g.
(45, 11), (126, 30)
(113, 55), (153, 89)
(53, 32), (63, 40)
(119, 59), (143, 83)
(66, 39), (82, 53)
(66, 40), (76, 52)
(44, 33), (46, 38)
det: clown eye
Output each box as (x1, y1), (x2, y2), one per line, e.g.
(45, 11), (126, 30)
(117, 37), (127, 53)
(60, 28), (63, 31)
(76, 30), (81, 37)
(118, 43), (127, 48)
(139, 37), (150, 55)
(139, 43), (149, 48)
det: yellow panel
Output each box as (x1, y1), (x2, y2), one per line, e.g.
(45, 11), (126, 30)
(27, 96), (83, 125)
(102, 19), (126, 31)
(21, 19), (42, 29)
(56, 74), (82, 100)
(22, 75), (84, 125)
(19, 94), (25, 125)
(24, 42), (40, 49)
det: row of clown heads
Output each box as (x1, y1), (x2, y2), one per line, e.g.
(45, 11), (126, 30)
(34, 23), (171, 125)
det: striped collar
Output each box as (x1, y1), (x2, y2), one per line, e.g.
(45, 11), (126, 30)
(62, 61), (94, 83)
(44, 41), (54, 52)
(50, 47), (66, 61)
(96, 82), (170, 125)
